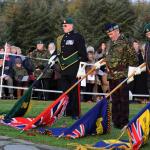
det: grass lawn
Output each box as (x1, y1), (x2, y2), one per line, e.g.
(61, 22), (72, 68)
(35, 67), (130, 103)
(0, 100), (150, 149)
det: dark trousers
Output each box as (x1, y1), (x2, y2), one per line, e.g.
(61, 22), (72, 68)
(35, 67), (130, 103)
(110, 78), (129, 127)
(61, 75), (80, 117)
(33, 79), (45, 100)
(42, 78), (56, 100)
(84, 83), (94, 102)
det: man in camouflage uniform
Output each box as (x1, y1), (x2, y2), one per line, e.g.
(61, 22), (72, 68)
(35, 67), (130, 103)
(13, 57), (28, 98)
(105, 23), (138, 128)
(31, 41), (52, 100)
(56, 17), (87, 119)
(144, 23), (150, 95)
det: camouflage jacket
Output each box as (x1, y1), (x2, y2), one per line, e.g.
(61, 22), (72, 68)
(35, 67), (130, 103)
(30, 49), (52, 78)
(105, 34), (138, 80)
(13, 66), (28, 81)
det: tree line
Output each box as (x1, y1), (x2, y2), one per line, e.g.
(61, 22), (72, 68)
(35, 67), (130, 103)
(0, 0), (150, 52)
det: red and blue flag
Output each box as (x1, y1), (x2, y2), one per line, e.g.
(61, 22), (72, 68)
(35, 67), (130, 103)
(39, 98), (110, 139)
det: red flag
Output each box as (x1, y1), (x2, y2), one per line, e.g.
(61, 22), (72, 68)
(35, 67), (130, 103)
(1, 94), (68, 131)
(23, 94), (68, 131)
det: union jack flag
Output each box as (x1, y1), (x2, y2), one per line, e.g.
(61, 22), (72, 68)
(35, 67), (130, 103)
(33, 95), (69, 128)
(1, 95), (69, 131)
(0, 117), (34, 130)
(127, 119), (143, 150)
(126, 102), (150, 150)
(66, 124), (85, 139)
(42, 98), (110, 139)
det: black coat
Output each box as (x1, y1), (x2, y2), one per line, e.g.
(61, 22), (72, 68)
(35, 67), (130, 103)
(59, 30), (87, 76)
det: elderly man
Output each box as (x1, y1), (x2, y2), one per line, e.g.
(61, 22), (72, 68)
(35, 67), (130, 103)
(144, 23), (150, 95)
(56, 17), (87, 119)
(104, 23), (138, 128)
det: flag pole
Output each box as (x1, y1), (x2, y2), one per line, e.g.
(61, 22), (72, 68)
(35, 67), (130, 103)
(105, 63), (146, 99)
(63, 62), (103, 96)
(4, 55), (57, 121)
(21, 59), (105, 132)
(0, 43), (7, 98)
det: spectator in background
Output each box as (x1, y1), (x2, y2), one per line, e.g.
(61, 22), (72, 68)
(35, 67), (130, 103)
(0, 47), (4, 76)
(48, 42), (56, 55)
(129, 40), (148, 100)
(0, 43), (14, 99)
(84, 46), (95, 102)
(10, 46), (22, 66)
(27, 47), (35, 58)
(31, 40), (50, 100)
(84, 46), (103, 102)
(47, 42), (61, 100)
(95, 42), (109, 95)
(0, 47), (4, 53)
(132, 40), (144, 65)
(23, 47), (35, 85)
(95, 42), (107, 61)
(0, 55), (3, 76)
(13, 57), (28, 98)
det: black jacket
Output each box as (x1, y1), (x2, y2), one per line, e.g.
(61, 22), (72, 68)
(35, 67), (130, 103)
(58, 30), (87, 76)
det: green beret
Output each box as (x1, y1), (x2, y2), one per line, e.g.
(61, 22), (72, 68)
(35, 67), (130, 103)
(36, 40), (44, 44)
(144, 23), (150, 33)
(62, 17), (74, 24)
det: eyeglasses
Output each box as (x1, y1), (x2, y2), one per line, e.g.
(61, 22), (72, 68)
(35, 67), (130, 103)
(62, 25), (68, 28)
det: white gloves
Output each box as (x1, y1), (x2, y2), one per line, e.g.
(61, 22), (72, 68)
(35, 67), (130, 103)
(127, 65), (146, 84)
(134, 67), (142, 75)
(94, 60), (106, 69)
(76, 62), (87, 78)
(48, 55), (57, 65)
(127, 66), (135, 83)
(134, 65), (146, 75)
(141, 66), (146, 72)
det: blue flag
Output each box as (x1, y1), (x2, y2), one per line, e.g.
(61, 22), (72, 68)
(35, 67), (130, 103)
(91, 102), (150, 150)
(38, 98), (110, 139)
(94, 139), (131, 149)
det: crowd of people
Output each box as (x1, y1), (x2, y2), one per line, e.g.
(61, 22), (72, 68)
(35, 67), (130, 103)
(0, 17), (150, 124)
(0, 37), (147, 101)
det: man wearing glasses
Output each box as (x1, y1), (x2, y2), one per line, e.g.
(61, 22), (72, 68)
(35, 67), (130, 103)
(56, 17), (87, 119)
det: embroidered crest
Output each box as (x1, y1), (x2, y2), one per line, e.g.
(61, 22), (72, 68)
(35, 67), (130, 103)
(66, 40), (74, 45)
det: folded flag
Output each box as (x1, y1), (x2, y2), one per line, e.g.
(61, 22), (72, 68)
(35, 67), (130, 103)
(126, 102), (150, 150)
(0, 94), (69, 130)
(38, 98), (110, 139)
(4, 86), (32, 122)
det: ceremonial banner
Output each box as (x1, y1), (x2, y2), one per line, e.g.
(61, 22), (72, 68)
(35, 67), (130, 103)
(4, 86), (32, 122)
(38, 98), (110, 139)
(1, 94), (68, 130)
